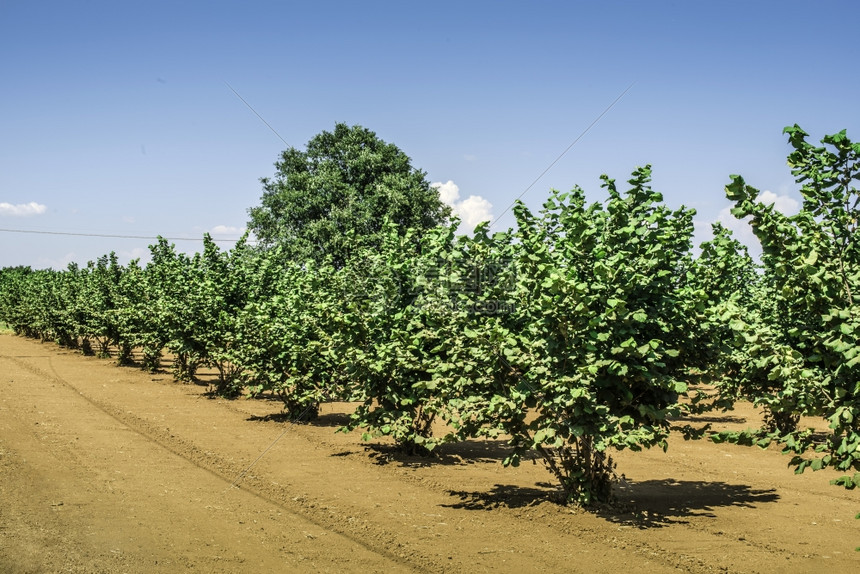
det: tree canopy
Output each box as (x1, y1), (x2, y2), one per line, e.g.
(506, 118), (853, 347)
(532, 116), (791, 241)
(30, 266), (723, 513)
(247, 123), (451, 266)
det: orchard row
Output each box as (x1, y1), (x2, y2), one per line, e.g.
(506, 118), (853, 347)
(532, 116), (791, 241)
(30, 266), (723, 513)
(1, 126), (857, 504)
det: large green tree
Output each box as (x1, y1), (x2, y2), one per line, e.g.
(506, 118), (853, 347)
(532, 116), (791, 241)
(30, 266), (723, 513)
(248, 123), (451, 266)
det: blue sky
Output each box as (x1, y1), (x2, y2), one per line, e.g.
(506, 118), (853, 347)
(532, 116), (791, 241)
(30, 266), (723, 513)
(1, 0), (858, 268)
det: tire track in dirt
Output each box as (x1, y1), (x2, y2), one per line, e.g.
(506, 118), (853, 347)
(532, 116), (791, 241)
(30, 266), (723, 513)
(0, 349), (417, 573)
(6, 349), (608, 573)
(0, 343), (697, 574)
(4, 335), (858, 573)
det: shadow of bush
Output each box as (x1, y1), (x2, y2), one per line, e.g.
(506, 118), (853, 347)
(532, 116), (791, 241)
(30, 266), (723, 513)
(443, 483), (561, 510)
(602, 478), (779, 528)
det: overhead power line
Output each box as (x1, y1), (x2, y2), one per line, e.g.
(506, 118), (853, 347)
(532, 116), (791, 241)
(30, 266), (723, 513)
(224, 81), (291, 148)
(0, 227), (250, 244)
(1, 84), (281, 249)
(490, 81), (635, 227)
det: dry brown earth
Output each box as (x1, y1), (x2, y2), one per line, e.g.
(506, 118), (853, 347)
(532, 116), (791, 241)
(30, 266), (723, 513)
(1, 333), (858, 573)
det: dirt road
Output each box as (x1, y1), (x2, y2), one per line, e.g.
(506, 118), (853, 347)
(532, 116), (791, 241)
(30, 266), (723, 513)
(1, 334), (857, 572)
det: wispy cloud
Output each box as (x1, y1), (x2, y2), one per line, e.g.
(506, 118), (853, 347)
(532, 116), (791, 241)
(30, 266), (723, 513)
(119, 247), (151, 265)
(755, 190), (799, 215)
(0, 202), (47, 217)
(210, 225), (245, 238)
(36, 251), (77, 270)
(432, 180), (494, 232)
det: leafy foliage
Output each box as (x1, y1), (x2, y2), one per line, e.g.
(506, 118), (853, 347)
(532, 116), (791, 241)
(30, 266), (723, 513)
(234, 256), (344, 418)
(437, 168), (700, 504)
(0, 166), (705, 506)
(6, 124), (859, 520)
(715, 126), (860, 488)
(335, 223), (462, 455)
(248, 123), (451, 267)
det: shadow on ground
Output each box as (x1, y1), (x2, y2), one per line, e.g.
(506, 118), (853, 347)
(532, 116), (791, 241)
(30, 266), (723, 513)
(245, 409), (347, 425)
(442, 478), (779, 526)
(670, 413), (749, 424)
(244, 400), (353, 427)
(443, 483), (562, 510)
(601, 478), (779, 528)
(362, 438), (518, 467)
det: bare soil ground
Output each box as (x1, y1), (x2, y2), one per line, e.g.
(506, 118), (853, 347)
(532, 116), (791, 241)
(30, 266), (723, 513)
(1, 333), (858, 573)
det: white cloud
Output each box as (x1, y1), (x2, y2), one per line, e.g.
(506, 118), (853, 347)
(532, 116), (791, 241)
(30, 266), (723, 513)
(756, 190), (799, 216)
(458, 195), (494, 228)
(36, 252), (77, 270)
(715, 206), (757, 247)
(433, 180), (461, 205)
(700, 190), (801, 257)
(0, 201), (47, 217)
(432, 180), (494, 232)
(692, 218), (717, 244)
(210, 225), (245, 238)
(119, 247), (150, 263)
